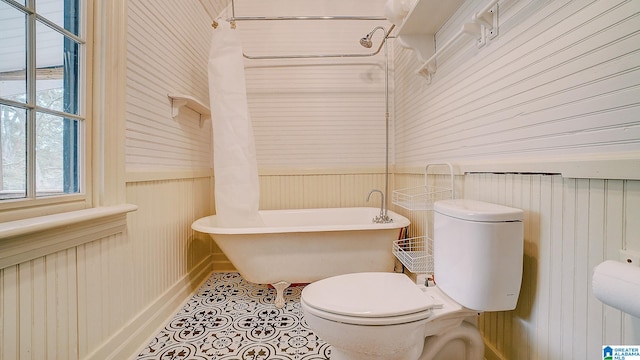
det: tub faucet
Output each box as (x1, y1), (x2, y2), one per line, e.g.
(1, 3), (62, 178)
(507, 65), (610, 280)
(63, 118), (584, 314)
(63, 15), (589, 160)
(367, 189), (393, 224)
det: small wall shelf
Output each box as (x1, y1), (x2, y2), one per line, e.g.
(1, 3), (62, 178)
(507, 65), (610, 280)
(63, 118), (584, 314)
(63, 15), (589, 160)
(396, 0), (499, 82)
(168, 94), (210, 127)
(416, 22), (483, 81)
(396, 0), (466, 63)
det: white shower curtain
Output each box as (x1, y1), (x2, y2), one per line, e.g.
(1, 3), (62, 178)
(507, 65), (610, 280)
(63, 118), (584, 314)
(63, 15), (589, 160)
(208, 22), (263, 227)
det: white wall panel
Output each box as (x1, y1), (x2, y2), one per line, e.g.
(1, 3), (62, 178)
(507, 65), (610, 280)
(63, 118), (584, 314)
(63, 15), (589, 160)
(0, 176), (214, 360)
(126, 0), (217, 170)
(394, 0), (640, 169)
(229, 0), (392, 171)
(259, 173), (387, 210)
(7, 2), (640, 360)
(393, 2), (640, 354)
(464, 174), (640, 360)
(250, 91), (388, 169)
(391, 173), (640, 360)
(127, 0), (393, 172)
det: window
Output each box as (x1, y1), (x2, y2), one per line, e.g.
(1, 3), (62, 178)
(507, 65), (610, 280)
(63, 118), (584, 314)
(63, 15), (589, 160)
(0, 0), (86, 212)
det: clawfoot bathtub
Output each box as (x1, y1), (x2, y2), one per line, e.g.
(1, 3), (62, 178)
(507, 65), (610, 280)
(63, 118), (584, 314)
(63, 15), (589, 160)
(192, 207), (410, 308)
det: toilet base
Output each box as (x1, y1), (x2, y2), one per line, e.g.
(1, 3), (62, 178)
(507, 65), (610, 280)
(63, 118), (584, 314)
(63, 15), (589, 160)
(324, 321), (483, 360)
(330, 345), (424, 360)
(320, 319), (428, 360)
(419, 321), (484, 360)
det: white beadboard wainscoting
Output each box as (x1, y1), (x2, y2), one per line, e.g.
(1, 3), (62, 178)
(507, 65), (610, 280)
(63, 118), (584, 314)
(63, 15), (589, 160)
(259, 171), (388, 210)
(467, 174), (640, 360)
(3, 1), (638, 360)
(391, 172), (640, 360)
(0, 175), (215, 360)
(4, 172), (635, 360)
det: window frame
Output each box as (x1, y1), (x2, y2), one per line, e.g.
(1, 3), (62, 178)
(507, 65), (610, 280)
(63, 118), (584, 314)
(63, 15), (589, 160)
(0, 0), (93, 222)
(0, 0), (134, 264)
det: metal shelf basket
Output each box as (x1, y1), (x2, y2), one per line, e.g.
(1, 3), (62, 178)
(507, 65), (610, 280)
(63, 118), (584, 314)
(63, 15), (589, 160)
(391, 163), (455, 211)
(392, 186), (452, 211)
(392, 236), (433, 274)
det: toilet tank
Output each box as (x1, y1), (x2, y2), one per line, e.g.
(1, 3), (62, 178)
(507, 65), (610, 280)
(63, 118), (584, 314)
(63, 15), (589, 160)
(433, 199), (524, 312)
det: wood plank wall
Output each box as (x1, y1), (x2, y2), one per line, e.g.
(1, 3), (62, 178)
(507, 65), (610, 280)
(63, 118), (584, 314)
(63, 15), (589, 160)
(1, 1), (228, 359)
(3, 1), (638, 360)
(394, 0), (640, 166)
(259, 173), (388, 209)
(235, 0), (392, 171)
(392, 0), (640, 358)
(126, 0), (226, 170)
(391, 173), (640, 360)
(467, 174), (640, 360)
(0, 176), (214, 360)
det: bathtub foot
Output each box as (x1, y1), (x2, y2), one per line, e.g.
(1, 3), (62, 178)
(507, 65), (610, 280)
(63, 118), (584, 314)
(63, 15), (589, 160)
(272, 281), (291, 308)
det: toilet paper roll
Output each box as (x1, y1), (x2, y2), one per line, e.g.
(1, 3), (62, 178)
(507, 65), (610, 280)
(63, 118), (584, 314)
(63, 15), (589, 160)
(592, 260), (640, 318)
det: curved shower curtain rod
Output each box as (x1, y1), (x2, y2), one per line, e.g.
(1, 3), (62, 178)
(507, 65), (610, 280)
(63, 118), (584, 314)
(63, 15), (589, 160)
(217, 0), (395, 60)
(231, 22), (395, 60)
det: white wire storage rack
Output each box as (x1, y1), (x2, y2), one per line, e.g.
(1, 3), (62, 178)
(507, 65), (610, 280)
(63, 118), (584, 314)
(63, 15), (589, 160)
(392, 236), (433, 273)
(392, 163), (455, 273)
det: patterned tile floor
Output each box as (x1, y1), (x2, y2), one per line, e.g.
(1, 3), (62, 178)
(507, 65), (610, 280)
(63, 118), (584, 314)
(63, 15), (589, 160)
(136, 272), (330, 360)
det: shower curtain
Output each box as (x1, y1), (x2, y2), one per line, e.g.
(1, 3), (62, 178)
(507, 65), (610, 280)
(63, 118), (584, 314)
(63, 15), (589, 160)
(208, 22), (263, 227)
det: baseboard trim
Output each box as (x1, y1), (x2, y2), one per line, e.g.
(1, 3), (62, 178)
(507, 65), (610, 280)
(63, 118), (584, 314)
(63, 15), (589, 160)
(125, 168), (213, 183)
(83, 256), (214, 360)
(394, 153), (640, 180)
(213, 260), (237, 272)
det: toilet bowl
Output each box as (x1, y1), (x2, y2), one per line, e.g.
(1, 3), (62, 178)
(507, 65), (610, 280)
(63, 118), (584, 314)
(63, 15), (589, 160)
(301, 199), (525, 360)
(301, 272), (483, 360)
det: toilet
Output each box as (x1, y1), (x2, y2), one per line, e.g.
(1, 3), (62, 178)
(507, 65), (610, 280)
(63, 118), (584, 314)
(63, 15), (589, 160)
(300, 199), (524, 360)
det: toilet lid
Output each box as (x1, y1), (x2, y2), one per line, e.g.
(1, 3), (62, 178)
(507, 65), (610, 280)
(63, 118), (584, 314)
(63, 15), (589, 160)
(302, 272), (439, 318)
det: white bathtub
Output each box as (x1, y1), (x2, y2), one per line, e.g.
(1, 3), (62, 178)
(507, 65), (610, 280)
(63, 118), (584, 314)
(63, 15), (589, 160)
(192, 207), (410, 307)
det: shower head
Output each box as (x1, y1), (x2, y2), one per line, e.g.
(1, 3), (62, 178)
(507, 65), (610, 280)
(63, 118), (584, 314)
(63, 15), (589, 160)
(359, 26), (387, 48)
(360, 36), (373, 48)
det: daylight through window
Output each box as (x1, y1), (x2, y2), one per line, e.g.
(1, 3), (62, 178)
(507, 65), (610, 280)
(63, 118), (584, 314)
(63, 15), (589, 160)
(0, 0), (83, 201)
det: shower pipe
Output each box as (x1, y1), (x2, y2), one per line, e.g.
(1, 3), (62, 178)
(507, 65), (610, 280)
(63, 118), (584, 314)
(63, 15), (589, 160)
(228, 15), (387, 21)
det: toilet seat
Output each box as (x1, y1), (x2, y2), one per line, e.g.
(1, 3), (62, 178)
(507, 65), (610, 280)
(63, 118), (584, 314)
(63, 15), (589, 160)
(301, 272), (441, 326)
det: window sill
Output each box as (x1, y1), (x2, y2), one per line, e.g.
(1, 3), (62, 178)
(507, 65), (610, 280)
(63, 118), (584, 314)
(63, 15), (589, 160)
(0, 204), (138, 269)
